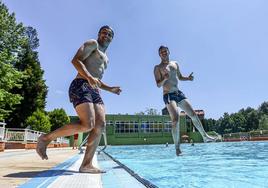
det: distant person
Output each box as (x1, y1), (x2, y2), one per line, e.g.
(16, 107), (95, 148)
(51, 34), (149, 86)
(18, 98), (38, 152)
(73, 133), (79, 149)
(154, 45), (216, 156)
(36, 25), (121, 173)
(166, 142), (169, 147)
(190, 139), (194, 146)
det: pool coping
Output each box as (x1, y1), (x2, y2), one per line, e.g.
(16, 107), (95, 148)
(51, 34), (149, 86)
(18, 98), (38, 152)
(103, 151), (158, 188)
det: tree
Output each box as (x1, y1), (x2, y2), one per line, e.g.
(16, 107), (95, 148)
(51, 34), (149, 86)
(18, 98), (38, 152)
(218, 112), (232, 134)
(247, 110), (259, 131)
(204, 118), (217, 132)
(0, 2), (27, 121)
(145, 108), (160, 115)
(0, 62), (24, 120)
(259, 114), (268, 130)
(239, 107), (259, 131)
(258, 102), (268, 115)
(230, 113), (246, 132)
(135, 111), (145, 115)
(135, 108), (160, 115)
(25, 110), (51, 133)
(49, 108), (70, 131)
(6, 27), (48, 128)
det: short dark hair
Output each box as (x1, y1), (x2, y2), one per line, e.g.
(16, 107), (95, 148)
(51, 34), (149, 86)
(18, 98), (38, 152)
(158, 45), (169, 53)
(98, 25), (114, 38)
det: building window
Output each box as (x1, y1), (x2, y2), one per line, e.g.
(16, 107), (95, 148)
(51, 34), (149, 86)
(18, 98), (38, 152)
(115, 121), (139, 133)
(141, 121), (149, 133)
(106, 120), (113, 126)
(164, 121), (172, 132)
(140, 121), (165, 133)
(113, 120), (172, 133)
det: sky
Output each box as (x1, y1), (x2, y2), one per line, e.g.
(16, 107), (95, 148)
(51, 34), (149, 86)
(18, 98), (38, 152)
(2, 0), (268, 119)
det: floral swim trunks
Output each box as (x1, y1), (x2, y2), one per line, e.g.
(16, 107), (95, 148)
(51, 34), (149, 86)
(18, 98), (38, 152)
(69, 78), (104, 108)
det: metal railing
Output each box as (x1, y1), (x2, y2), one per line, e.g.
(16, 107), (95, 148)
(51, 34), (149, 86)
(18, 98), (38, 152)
(223, 132), (250, 141)
(56, 137), (69, 144)
(0, 122), (6, 141)
(5, 128), (69, 144)
(211, 131), (222, 141)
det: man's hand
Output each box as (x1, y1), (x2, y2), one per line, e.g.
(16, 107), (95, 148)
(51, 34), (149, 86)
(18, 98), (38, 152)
(163, 72), (169, 80)
(188, 72), (194, 81)
(87, 77), (101, 89)
(110, 87), (122, 95)
(162, 69), (169, 81)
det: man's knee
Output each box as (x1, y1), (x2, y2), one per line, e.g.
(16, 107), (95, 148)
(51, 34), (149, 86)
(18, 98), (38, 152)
(80, 119), (95, 132)
(171, 115), (179, 125)
(95, 119), (106, 132)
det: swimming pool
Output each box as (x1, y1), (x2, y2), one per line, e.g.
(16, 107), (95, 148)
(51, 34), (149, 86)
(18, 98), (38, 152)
(105, 142), (268, 188)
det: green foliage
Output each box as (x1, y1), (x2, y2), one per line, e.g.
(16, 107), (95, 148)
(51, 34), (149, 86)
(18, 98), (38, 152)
(1, 2), (48, 127)
(204, 118), (217, 132)
(7, 45), (48, 128)
(258, 101), (268, 115)
(135, 111), (145, 115)
(259, 114), (268, 130)
(229, 113), (246, 132)
(0, 2), (27, 121)
(206, 104), (267, 134)
(135, 108), (160, 115)
(48, 108), (70, 131)
(145, 108), (160, 115)
(0, 3), (27, 55)
(0, 62), (24, 120)
(25, 110), (51, 132)
(239, 107), (259, 131)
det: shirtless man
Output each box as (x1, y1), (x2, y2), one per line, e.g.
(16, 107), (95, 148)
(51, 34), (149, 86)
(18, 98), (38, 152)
(154, 45), (216, 156)
(36, 25), (121, 173)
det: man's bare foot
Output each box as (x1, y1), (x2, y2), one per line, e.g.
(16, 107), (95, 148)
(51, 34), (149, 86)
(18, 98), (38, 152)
(175, 145), (182, 156)
(176, 148), (182, 156)
(79, 166), (106, 174)
(36, 134), (49, 160)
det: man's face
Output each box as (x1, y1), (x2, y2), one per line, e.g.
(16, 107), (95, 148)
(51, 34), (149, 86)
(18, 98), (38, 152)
(159, 48), (170, 60)
(98, 28), (113, 46)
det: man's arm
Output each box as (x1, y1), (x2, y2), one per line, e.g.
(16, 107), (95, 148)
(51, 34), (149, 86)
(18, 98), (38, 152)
(98, 79), (122, 95)
(176, 63), (194, 81)
(71, 40), (100, 87)
(154, 66), (169, 88)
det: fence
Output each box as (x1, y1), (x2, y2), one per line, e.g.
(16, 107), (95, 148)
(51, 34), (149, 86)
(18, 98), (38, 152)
(223, 130), (268, 141)
(223, 132), (249, 141)
(0, 122), (6, 141)
(4, 128), (69, 144)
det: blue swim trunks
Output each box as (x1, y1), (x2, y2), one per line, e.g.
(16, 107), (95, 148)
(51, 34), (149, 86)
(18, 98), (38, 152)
(69, 78), (104, 108)
(163, 90), (187, 104)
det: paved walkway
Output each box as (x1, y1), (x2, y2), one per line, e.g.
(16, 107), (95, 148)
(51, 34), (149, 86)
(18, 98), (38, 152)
(0, 148), (147, 188)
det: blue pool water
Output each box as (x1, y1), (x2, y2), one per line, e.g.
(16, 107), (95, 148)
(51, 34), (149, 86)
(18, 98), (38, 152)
(105, 142), (268, 188)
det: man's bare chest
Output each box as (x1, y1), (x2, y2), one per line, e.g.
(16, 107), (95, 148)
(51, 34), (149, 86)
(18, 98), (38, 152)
(84, 50), (108, 68)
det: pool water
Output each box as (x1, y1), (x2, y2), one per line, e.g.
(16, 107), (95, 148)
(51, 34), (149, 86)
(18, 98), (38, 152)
(105, 142), (268, 188)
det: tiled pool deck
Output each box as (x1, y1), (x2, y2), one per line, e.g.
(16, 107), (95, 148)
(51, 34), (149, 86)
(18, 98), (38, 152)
(0, 148), (149, 188)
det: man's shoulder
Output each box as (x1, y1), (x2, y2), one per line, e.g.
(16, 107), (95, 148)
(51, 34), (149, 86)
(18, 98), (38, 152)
(154, 64), (161, 70)
(170, 60), (178, 65)
(84, 39), (98, 49)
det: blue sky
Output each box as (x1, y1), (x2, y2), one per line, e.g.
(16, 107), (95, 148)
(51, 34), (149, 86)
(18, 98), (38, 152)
(3, 0), (268, 119)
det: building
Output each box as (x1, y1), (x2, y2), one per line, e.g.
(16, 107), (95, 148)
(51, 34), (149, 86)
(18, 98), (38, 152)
(69, 110), (205, 145)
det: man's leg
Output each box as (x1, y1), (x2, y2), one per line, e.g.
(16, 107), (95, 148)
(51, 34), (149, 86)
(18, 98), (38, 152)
(177, 99), (216, 142)
(166, 101), (181, 156)
(36, 103), (95, 160)
(79, 103), (106, 173)
(74, 139), (78, 149)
